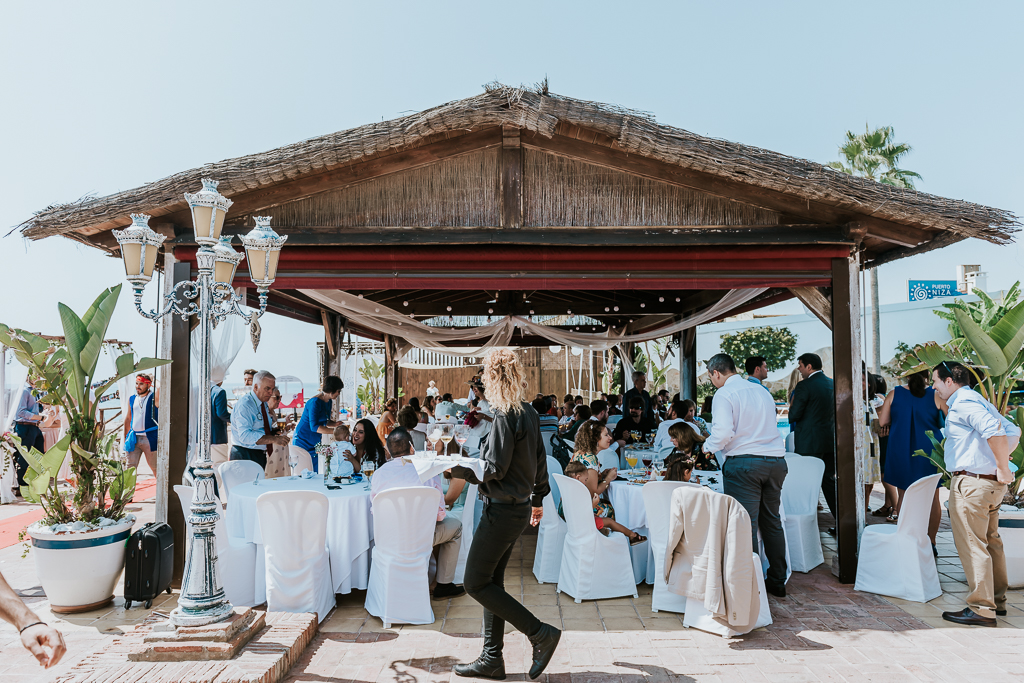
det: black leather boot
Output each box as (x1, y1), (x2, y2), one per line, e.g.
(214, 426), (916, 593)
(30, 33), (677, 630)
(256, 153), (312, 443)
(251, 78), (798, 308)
(454, 657), (506, 680)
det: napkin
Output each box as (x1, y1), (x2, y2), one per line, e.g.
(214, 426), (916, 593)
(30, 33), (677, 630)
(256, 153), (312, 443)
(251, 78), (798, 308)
(300, 469), (315, 479)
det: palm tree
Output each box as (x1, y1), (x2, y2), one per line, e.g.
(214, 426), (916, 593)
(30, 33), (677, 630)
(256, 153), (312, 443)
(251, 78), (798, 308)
(826, 125), (922, 189)
(828, 125), (923, 374)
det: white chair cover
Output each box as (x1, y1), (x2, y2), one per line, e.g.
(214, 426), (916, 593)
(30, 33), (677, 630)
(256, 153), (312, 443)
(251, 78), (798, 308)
(541, 427), (558, 458)
(564, 439), (575, 451)
(219, 460), (265, 505)
(553, 473), (637, 602)
(364, 486), (441, 627)
(785, 432), (795, 453)
(453, 483), (478, 584)
(780, 456), (825, 572)
(256, 490), (335, 622)
(642, 481), (697, 613)
(289, 445), (314, 475)
(174, 485), (257, 607)
(855, 473), (942, 602)
(757, 504), (793, 584)
(607, 415), (622, 427)
(597, 447), (619, 473)
(533, 464), (568, 583)
(683, 552), (773, 636)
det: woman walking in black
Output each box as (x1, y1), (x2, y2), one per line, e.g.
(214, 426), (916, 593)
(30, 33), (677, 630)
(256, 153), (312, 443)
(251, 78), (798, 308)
(450, 348), (560, 680)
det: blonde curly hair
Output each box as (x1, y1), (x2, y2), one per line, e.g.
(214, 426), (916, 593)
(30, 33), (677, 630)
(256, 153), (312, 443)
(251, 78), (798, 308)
(482, 348), (526, 414)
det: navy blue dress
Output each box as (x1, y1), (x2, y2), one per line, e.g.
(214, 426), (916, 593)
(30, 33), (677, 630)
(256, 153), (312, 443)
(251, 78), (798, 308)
(293, 396), (332, 470)
(883, 386), (943, 490)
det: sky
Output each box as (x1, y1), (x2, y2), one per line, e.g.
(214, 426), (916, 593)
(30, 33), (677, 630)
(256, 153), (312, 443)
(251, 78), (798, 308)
(1, 1), (1022, 384)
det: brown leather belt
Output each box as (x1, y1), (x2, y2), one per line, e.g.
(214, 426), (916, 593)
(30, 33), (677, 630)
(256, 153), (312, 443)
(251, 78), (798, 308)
(952, 470), (998, 481)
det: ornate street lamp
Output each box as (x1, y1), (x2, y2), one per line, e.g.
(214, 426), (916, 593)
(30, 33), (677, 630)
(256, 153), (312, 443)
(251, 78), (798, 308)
(113, 178), (287, 627)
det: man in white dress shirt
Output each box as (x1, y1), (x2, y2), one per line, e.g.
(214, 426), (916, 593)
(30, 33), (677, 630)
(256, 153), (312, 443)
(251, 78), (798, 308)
(703, 353), (788, 597)
(372, 427), (465, 598)
(932, 361), (1015, 627)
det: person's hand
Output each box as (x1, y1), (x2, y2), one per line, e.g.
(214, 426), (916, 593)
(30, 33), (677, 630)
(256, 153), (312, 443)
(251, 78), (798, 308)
(273, 434), (291, 446)
(20, 623), (65, 669)
(997, 466), (1014, 485)
(605, 468), (618, 482)
(530, 506), (543, 526)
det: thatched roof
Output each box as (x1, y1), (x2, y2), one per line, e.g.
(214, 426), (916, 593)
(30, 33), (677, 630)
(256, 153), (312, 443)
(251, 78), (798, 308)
(16, 83), (1018, 250)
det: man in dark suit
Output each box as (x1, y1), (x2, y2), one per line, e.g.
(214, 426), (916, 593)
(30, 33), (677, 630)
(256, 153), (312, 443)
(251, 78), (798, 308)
(211, 380), (231, 447)
(623, 371), (656, 422)
(788, 353), (837, 521)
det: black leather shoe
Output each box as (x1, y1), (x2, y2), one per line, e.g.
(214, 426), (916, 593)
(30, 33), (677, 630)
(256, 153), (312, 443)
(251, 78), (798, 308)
(454, 657), (506, 680)
(941, 607), (997, 627)
(765, 584), (786, 598)
(996, 609), (1007, 616)
(433, 582), (466, 599)
(528, 623), (561, 679)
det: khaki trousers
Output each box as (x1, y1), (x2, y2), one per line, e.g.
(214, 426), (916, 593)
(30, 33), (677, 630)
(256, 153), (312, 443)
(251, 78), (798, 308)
(948, 474), (1007, 618)
(433, 516), (463, 585)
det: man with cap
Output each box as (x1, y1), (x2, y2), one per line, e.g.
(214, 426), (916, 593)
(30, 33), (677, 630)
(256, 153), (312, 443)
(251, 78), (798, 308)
(124, 374), (159, 474)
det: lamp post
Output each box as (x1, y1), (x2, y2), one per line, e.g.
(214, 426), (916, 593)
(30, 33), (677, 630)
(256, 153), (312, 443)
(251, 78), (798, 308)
(113, 178), (287, 627)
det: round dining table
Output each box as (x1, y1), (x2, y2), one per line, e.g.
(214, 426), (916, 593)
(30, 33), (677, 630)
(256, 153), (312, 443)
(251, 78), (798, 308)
(226, 477), (374, 601)
(609, 473), (724, 531)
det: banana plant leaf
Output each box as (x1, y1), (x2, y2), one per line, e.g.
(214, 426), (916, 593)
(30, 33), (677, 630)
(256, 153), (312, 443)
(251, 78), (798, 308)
(988, 299), (1024, 364)
(912, 430), (951, 488)
(954, 309), (1010, 375)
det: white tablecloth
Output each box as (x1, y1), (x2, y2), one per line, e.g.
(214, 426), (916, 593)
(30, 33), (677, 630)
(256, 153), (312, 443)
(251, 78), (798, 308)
(226, 477), (373, 595)
(403, 455), (486, 483)
(609, 476), (725, 530)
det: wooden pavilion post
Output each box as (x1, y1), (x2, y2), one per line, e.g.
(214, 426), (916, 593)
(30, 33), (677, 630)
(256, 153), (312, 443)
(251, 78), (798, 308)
(163, 260), (192, 587)
(323, 312), (343, 418)
(383, 334), (401, 403)
(679, 328), (697, 401)
(831, 253), (866, 583)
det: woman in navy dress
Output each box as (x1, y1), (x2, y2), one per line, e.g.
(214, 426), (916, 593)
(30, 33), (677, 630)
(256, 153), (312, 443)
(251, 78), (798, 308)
(877, 370), (947, 546)
(292, 375), (344, 471)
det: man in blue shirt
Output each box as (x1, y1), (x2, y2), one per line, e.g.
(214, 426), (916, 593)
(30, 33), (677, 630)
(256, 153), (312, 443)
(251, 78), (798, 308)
(932, 361), (1015, 627)
(745, 356), (770, 389)
(230, 370), (290, 470)
(12, 380), (44, 491)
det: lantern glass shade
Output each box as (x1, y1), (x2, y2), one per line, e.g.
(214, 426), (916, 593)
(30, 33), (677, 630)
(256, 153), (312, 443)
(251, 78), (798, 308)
(245, 245), (281, 282)
(192, 204), (227, 241)
(214, 258), (238, 285)
(121, 241), (159, 278)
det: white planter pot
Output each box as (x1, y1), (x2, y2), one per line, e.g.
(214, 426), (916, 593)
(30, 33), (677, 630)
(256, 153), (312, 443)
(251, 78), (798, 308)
(28, 519), (135, 613)
(999, 509), (1024, 589)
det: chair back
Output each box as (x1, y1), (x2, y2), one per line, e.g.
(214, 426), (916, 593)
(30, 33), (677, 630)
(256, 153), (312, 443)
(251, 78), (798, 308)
(597, 447), (619, 473)
(410, 430), (426, 451)
(897, 473), (942, 537)
(546, 455), (563, 477)
(370, 486), (442, 564)
(540, 427), (558, 458)
(553, 473), (599, 542)
(257, 490), (329, 563)
(785, 432), (795, 453)
(641, 480), (697, 553)
(289, 445), (314, 475)
(780, 456), (825, 516)
(219, 460), (265, 504)
(549, 432), (572, 471)
(607, 415), (622, 427)
(453, 483), (478, 584)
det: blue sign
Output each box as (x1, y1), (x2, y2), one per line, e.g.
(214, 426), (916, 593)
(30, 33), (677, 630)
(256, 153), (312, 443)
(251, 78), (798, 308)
(908, 280), (964, 302)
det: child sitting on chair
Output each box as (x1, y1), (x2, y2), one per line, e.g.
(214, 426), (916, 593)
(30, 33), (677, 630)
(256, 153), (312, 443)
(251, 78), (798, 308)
(331, 424), (359, 476)
(562, 460), (646, 545)
(667, 421), (715, 477)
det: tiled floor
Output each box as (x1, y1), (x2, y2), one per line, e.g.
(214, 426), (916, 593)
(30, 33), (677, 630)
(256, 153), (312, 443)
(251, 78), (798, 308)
(2, 482), (1024, 683)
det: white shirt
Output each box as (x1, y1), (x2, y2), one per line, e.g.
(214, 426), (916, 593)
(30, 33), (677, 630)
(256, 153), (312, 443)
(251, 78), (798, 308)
(944, 386), (1015, 475)
(329, 442), (355, 476)
(370, 456), (446, 522)
(704, 374), (785, 458)
(426, 387), (439, 398)
(131, 391), (152, 434)
(652, 417), (701, 451)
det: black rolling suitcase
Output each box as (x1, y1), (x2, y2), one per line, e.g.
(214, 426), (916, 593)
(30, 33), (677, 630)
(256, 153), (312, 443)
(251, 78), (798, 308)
(124, 521), (174, 609)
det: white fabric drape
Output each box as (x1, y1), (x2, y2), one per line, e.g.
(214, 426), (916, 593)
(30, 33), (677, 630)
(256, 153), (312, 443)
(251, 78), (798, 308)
(301, 288), (767, 360)
(1, 349), (27, 504)
(186, 315), (247, 470)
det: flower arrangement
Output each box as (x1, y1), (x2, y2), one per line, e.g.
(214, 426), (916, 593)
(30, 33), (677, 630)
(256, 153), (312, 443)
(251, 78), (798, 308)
(315, 443), (333, 481)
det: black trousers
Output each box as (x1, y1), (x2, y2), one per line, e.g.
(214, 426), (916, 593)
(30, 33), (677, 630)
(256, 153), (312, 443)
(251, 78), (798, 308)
(463, 501), (542, 659)
(806, 451), (837, 519)
(13, 423), (43, 488)
(230, 445), (267, 470)
(722, 455), (789, 592)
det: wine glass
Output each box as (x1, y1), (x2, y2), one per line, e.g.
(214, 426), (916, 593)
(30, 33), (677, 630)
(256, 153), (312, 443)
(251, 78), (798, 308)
(427, 427), (442, 456)
(288, 450), (299, 479)
(439, 424), (455, 456)
(455, 425), (469, 455)
(625, 452), (639, 475)
(361, 460), (375, 490)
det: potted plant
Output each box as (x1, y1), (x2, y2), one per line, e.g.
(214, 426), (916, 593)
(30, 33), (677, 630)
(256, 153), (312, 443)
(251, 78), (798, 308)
(0, 284), (170, 612)
(904, 285), (1024, 587)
